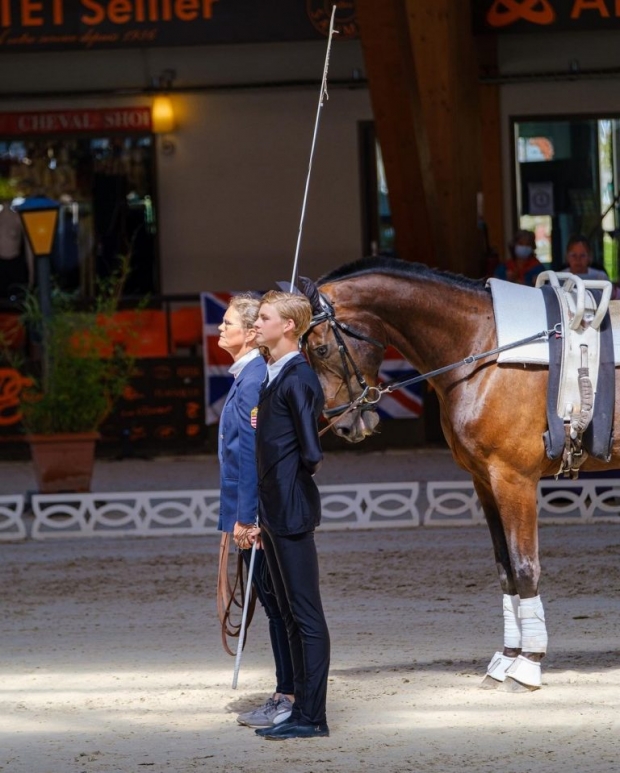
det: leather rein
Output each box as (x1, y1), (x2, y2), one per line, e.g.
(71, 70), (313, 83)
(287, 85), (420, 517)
(217, 533), (257, 656)
(304, 291), (560, 432)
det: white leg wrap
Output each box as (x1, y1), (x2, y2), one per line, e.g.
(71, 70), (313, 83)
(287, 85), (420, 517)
(503, 594), (521, 649)
(505, 654), (542, 688)
(518, 595), (548, 652)
(485, 651), (517, 682)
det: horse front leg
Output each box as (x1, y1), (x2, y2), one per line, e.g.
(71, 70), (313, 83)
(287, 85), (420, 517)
(487, 473), (548, 692)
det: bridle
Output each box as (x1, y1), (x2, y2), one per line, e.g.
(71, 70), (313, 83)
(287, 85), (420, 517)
(303, 292), (386, 420)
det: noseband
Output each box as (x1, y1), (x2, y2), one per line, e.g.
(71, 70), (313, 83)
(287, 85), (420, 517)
(303, 293), (385, 419)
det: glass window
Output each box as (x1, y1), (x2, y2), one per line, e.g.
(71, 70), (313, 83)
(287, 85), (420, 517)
(0, 134), (157, 296)
(513, 117), (619, 279)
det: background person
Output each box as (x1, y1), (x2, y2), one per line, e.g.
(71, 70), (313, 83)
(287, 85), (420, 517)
(494, 229), (544, 287)
(252, 290), (330, 741)
(563, 234), (609, 280)
(216, 294), (295, 729)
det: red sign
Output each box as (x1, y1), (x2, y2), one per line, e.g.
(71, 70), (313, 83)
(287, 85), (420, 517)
(0, 107), (152, 136)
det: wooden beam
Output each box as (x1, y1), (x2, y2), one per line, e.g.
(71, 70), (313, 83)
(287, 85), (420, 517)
(477, 34), (505, 271)
(356, 0), (444, 266)
(357, 0), (486, 276)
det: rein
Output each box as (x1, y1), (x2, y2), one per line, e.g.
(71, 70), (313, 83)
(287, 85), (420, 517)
(379, 325), (561, 395)
(306, 291), (561, 421)
(217, 533), (257, 656)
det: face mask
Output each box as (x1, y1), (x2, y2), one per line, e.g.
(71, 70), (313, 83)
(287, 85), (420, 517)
(514, 245), (533, 259)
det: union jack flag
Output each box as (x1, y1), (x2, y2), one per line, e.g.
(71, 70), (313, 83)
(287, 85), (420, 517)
(200, 292), (423, 425)
(376, 347), (423, 419)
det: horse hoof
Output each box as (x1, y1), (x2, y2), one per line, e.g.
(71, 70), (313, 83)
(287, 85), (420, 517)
(479, 675), (501, 690)
(499, 676), (540, 693)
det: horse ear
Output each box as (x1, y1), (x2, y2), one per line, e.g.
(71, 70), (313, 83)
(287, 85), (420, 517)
(297, 276), (323, 315)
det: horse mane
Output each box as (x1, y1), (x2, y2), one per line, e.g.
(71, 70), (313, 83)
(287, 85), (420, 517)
(317, 255), (488, 293)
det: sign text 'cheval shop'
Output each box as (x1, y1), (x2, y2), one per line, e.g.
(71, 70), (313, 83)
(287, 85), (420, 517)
(0, 0), (358, 51)
(0, 107), (152, 136)
(473, 0), (620, 33)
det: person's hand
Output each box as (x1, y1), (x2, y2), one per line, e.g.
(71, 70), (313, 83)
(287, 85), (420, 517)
(233, 521), (262, 550)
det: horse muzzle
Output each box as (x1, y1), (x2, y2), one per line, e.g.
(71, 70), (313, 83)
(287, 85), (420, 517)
(326, 404), (380, 443)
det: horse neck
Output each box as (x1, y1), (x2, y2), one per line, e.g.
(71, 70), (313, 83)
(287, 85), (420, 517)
(341, 273), (492, 376)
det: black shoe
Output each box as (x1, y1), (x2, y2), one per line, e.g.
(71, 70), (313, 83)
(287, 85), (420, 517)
(256, 720), (329, 740)
(254, 716), (296, 737)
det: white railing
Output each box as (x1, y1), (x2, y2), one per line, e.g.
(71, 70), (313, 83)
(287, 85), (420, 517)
(0, 495), (27, 541)
(1, 478), (618, 541)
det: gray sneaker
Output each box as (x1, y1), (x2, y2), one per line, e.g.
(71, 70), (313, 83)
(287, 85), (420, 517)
(236, 696), (293, 728)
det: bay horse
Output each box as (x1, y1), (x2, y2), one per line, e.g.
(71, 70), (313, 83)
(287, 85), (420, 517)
(301, 256), (620, 691)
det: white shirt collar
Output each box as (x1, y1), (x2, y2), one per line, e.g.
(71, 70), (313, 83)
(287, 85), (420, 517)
(228, 347), (262, 378)
(266, 351), (299, 383)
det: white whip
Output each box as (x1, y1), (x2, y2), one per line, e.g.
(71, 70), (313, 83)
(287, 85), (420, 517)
(231, 539), (258, 689)
(290, 4), (339, 289)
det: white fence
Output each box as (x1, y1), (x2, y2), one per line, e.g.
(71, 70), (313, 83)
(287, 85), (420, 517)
(1, 478), (618, 541)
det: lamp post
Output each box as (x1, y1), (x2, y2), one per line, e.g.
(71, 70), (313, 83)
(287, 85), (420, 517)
(16, 195), (60, 386)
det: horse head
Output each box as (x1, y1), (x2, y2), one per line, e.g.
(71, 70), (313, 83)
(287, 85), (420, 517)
(299, 276), (385, 443)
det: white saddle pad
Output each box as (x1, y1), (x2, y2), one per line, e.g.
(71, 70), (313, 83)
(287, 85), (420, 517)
(488, 278), (620, 365)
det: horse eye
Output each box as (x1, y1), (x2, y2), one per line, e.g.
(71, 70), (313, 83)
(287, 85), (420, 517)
(313, 345), (329, 358)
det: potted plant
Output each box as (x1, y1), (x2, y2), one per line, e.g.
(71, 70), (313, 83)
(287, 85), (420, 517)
(0, 258), (136, 493)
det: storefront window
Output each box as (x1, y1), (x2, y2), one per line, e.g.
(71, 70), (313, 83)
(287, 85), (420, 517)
(514, 117), (619, 279)
(0, 133), (157, 298)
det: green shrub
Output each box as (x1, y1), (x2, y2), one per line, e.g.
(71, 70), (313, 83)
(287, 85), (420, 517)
(1, 257), (136, 435)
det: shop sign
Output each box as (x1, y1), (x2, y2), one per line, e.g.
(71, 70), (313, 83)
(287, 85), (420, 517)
(0, 0), (358, 53)
(0, 107), (152, 136)
(473, 0), (620, 34)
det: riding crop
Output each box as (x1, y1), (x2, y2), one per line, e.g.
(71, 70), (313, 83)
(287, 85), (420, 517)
(231, 523), (258, 690)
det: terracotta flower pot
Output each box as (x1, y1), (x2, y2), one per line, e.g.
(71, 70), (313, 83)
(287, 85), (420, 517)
(27, 433), (99, 494)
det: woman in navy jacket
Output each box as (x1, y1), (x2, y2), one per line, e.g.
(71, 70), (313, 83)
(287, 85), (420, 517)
(216, 295), (294, 729)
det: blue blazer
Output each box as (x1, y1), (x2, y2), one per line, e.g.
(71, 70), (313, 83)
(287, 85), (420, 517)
(217, 354), (267, 532)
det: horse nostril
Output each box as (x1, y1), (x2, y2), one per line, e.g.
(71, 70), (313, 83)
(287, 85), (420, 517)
(335, 425), (350, 437)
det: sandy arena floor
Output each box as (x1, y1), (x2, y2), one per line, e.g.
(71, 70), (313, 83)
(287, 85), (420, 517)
(1, 520), (619, 773)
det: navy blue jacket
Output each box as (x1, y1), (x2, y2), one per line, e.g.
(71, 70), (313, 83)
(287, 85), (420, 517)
(256, 354), (324, 536)
(217, 354), (266, 532)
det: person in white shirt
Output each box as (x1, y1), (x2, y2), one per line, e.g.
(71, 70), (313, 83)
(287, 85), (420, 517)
(564, 234), (609, 281)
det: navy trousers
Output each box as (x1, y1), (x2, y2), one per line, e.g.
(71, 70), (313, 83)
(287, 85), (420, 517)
(242, 546), (294, 695)
(260, 527), (330, 725)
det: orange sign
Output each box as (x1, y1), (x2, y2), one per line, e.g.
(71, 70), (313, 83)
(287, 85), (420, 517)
(0, 368), (32, 427)
(487, 0), (556, 27)
(474, 0), (620, 32)
(0, 1), (352, 52)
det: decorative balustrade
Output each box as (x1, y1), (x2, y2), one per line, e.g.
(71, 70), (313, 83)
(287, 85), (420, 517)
(0, 477), (618, 542)
(0, 495), (27, 541)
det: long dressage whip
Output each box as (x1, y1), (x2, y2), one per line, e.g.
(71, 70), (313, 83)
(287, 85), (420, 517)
(231, 521), (258, 689)
(231, 6), (339, 690)
(290, 4), (338, 290)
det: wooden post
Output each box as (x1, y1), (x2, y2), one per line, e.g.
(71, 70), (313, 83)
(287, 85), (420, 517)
(357, 0), (488, 277)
